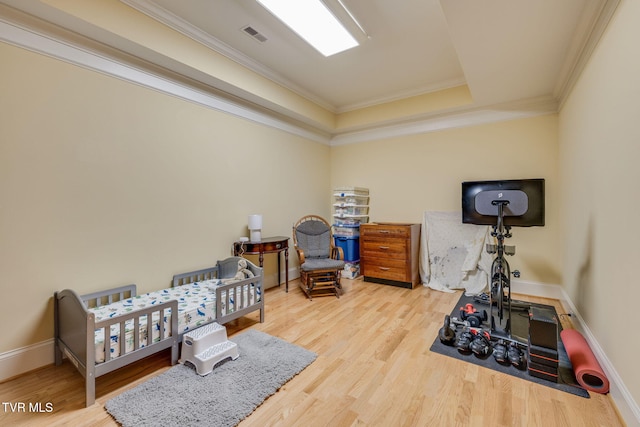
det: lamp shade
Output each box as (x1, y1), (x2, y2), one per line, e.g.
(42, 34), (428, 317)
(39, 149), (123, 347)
(248, 214), (263, 230)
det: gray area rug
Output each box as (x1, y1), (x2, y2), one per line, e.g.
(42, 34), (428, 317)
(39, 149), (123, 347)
(105, 330), (317, 427)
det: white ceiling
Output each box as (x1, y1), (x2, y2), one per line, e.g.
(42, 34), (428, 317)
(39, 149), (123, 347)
(123, 0), (609, 112)
(0, 0), (618, 141)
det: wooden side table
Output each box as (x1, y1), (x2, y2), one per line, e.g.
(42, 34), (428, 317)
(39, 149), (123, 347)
(233, 236), (290, 291)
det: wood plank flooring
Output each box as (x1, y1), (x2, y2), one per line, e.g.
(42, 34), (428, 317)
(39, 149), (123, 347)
(0, 278), (623, 426)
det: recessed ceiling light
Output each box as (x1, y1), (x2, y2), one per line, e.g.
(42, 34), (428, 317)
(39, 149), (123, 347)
(256, 0), (359, 57)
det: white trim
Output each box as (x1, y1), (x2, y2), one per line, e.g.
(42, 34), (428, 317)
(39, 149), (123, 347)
(0, 18), (330, 145)
(121, 0), (338, 113)
(511, 278), (566, 300)
(0, 10), (559, 148)
(555, 0), (621, 109)
(335, 78), (468, 114)
(512, 279), (640, 426)
(556, 293), (640, 426)
(121, 0), (466, 115)
(330, 98), (558, 146)
(0, 339), (54, 382)
(260, 267), (301, 291)
(121, 0), (620, 118)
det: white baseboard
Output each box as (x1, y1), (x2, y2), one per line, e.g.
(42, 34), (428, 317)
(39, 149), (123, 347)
(512, 279), (640, 426)
(0, 270), (302, 383)
(0, 339), (55, 383)
(511, 278), (566, 300)
(262, 268), (300, 290)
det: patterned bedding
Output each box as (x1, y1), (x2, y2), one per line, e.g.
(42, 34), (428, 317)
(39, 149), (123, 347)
(89, 280), (260, 363)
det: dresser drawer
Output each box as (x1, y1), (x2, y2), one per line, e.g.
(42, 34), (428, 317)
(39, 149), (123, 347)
(360, 224), (411, 238)
(361, 258), (409, 282)
(361, 238), (407, 259)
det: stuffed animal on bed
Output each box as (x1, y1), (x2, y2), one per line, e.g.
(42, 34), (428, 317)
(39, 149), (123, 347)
(221, 258), (254, 284)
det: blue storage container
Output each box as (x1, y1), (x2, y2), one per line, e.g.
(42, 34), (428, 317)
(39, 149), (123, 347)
(334, 235), (360, 262)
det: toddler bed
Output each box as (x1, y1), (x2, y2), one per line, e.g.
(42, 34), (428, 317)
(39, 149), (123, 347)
(54, 257), (264, 407)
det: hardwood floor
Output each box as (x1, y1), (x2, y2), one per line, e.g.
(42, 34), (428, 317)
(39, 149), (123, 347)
(0, 278), (623, 426)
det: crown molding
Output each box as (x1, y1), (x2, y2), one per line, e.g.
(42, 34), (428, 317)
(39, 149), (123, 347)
(0, 12), (331, 144)
(0, 2), (616, 147)
(121, 0), (470, 114)
(330, 96), (559, 146)
(335, 77), (468, 114)
(120, 0), (338, 113)
(554, 0), (621, 108)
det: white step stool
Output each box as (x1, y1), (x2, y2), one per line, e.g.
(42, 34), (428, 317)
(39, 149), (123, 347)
(180, 322), (239, 376)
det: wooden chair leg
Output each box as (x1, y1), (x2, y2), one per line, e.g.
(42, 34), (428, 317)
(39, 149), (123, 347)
(298, 270), (342, 300)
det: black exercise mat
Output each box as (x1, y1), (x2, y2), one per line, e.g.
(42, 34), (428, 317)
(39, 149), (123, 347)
(430, 293), (589, 398)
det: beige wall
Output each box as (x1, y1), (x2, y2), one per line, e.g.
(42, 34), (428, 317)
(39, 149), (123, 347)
(0, 42), (331, 352)
(3, 3), (639, 417)
(335, 85), (473, 131)
(41, 0), (335, 129)
(559, 0), (640, 408)
(331, 114), (561, 285)
(2, 36), (562, 355)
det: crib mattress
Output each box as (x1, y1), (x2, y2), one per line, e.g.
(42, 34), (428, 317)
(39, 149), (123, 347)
(89, 280), (260, 363)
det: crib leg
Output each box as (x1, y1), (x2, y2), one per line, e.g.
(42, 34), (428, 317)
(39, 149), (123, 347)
(53, 293), (62, 366)
(54, 341), (63, 366)
(171, 341), (179, 365)
(86, 374), (95, 407)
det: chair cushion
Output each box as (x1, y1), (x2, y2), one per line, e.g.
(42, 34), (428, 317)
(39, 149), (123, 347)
(301, 258), (345, 272)
(295, 220), (331, 258)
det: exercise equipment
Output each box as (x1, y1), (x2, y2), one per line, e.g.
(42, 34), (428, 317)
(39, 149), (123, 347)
(507, 342), (526, 369)
(493, 339), (526, 368)
(439, 315), (457, 345)
(560, 329), (610, 394)
(456, 329), (475, 354)
(487, 198), (515, 336)
(493, 340), (508, 364)
(459, 303), (487, 327)
(529, 306), (558, 350)
(469, 330), (492, 357)
(461, 179), (545, 339)
(449, 316), (470, 328)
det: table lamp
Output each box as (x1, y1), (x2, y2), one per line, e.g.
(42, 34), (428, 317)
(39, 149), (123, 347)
(248, 214), (263, 242)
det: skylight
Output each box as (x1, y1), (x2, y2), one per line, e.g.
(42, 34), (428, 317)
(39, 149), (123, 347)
(256, 0), (359, 57)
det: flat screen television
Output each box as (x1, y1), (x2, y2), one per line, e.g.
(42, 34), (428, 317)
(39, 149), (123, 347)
(461, 179), (545, 227)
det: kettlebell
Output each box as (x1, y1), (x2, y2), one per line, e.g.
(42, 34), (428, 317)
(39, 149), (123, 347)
(439, 314), (457, 346)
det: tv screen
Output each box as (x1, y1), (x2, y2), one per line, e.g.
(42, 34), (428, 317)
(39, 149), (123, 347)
(461, 179), (545, 227)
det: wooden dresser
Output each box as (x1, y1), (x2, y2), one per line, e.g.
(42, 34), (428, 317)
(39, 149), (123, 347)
(360, 223), (421, 289)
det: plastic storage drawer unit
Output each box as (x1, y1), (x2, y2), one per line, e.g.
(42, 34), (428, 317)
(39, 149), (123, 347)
(334, 205), (369, 216)
(334, 224), (360, 237)
(334, 235), (360, 262)
(334, 187), (369, 196)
